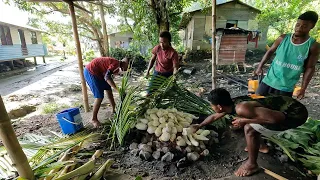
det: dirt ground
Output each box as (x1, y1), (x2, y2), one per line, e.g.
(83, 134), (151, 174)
(1, 53), (319, 179)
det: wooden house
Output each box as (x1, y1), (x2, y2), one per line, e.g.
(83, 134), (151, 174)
(0, 20), (48, 68)
(179, 0), (268, 50)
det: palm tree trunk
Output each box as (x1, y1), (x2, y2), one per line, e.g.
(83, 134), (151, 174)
(0, 96), (34, 179)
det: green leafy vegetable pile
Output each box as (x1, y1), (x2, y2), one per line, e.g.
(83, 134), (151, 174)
(267, 118), (320, 175)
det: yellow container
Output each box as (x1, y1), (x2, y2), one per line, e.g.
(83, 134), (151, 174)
(248, 79), (259, 93)
(293, 86), (301, 97)
(249, 94), (265, 99)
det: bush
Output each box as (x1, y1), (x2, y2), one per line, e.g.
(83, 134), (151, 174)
(110, 48), (147, 73)
(83, 50), (96, 62)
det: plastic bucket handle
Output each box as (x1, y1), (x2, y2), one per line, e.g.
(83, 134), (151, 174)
(62, 117), (80, 125)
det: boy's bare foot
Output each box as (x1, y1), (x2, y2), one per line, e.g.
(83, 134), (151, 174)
(235, 161), (260, 177)
(91, 119), (101, 128)
(245, 145), (269, 154)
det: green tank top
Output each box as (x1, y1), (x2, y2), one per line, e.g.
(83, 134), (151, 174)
(263, 34), (315, 92)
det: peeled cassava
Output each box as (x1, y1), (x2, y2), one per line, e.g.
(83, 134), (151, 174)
(159, 117), (166, 124)
(139, 118), (149, 124)
(155, 127), (162, 137)
(171, 127), (177, 134)
(176, 136), (186, 146)
(160, 132), (170, 142)
(147, 126), (156, 134)
(170, 134), (176, 142)
(136, 123), (147, 130)
(188, 134), (199, 146)
(196, 129), (204, 135)
(200, 130), (210, 137)
(153, 119), (160, 127)
(193, 134), (209, 141)
(183, 135), (192, 146)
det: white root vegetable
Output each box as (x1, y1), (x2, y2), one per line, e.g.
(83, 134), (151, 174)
(182, 128), (192, 136)
(147, 126), (156, 134)
(171, 127), (177, 134)
(156, 110), (163, 117)
(159, 117), (166, 124)
(160, 132), (170, 142)
(146, 116), (153, 122)
(193, 134), (209, 141)
(155, 127), (162, 137)
(167, 122), (175, 127)
(180, 121), (191, 128)
(188, 134), (199, 146)
(162, 126), (171, 134)
(170, 134), (176, 142)
(139, 118), (149, 124)
(136, 123), (147, 130)
(150, 114), (158, 121)
(185, 116), (193, 123)
(200, 130), (210, 137)
(168, 113), (175, 119)
(176, 125), (183, 132)
(177, 116), (185, 122)
(196, 129), (204, 134)
(148, 121), (153, 127)
(183, 135), (192, 146)
(176, 136), (186, 146)
(152, 119), (160, 127)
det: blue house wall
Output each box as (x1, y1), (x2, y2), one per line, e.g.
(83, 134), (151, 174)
(0, 44), (48, 61)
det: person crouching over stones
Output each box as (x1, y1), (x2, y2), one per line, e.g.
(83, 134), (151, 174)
(84, 57), (130, 128)
(191, 88), (308, 177)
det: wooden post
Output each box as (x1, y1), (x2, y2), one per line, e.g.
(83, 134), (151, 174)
(8, 61), (14, 70)
(34, 57), (37, 65)
(68, 1), (90, 112)
(211, 0), (217, 89)
(0, 96), (35, 180)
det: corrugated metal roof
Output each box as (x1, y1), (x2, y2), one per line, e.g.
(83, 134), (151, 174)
(0, 20), (45, 33)
(179, 0), (260, 29)
(184, 0), (232, 13)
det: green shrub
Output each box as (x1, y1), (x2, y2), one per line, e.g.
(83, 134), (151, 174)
(83, 50), (96, 62)
(42, 102), (69, 114)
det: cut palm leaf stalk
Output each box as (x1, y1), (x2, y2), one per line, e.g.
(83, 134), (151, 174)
(89, 159), (114, 180)
(55, 150), (103, 180)
(54, 159), (95, 180)
(32, 133), (99, 171)
(57, 163), (77, 178)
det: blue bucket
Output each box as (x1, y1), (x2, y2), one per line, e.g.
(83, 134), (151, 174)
(56, 108), (84, 135)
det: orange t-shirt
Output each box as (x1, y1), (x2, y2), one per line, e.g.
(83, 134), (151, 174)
(152, 45), (179, 73)
(86, 57), (120, 80)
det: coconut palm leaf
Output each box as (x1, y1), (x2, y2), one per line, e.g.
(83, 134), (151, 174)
(0, 130), (100, 179)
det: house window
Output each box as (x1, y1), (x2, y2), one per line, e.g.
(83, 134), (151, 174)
(0, 25), (13, 45)
(31, 31), (38, 44)
(226, 20), (238, 28)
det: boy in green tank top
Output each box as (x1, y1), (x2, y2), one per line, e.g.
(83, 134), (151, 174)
(255, 11), (319, 99)
(191, 88), (308, 177)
